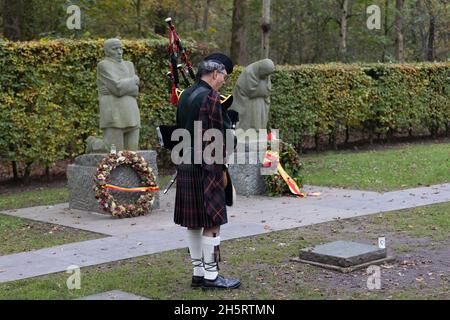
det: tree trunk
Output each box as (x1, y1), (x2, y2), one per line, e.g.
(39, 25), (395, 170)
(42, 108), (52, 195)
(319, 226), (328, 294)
(261, 0), (271, 59)
(416, 0), (428, 60)
(368, 128), (374, 145)
(387, 128), (394, 143)
(202, 0), (212, 31)
(22, 162), (32, 183)
(395, 0), (404, 62)
(315, 133), (321, 151)
(2, 0), (23, 41)
(426, 9), (435, 61)
(135, 0), (143, 37)
(230, 0), (248, 65)
(45, 165), (50, 182)
(329, 131), (338, 150)
(345, 126), (350, 144)
(338, 0), (349, 62)
(381, 0), (389, 62)
(11, 161), (19, 181)
(154, 5), (169, 35)
(296, 7), (304, 64)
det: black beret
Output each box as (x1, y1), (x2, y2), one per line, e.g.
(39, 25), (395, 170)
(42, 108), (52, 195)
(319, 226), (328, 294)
(204, 53), (234, 74)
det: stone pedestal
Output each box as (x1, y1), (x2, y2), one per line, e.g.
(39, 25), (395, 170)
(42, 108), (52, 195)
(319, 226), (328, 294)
(228, 162), (266, 196)
(227, 138), (268, 196)
(67, 150), (159, 214)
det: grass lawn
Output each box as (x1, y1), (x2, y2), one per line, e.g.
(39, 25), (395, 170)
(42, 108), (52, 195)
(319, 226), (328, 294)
(0, 201), (448, 300)
(0, 214), (105, 255)
(301, 142), (450, 192)
(0, 187), (69, 212)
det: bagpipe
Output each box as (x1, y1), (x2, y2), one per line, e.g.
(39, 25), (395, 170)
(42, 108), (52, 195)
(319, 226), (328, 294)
(164, 17), (234, 108)
(165, 17), (195, 105)
(158, 17), (239, 149)
(157, 17), (238, 194)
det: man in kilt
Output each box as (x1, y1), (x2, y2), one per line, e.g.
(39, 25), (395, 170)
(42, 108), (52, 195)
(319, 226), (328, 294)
(174, 53), (241, 290)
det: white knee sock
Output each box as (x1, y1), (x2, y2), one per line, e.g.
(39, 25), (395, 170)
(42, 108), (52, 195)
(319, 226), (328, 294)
(202, 235), (220, 280)
(186, 229), (204, 277)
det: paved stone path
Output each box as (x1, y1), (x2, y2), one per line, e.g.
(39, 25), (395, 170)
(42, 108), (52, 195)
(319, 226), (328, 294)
(1, 183), (449, 284)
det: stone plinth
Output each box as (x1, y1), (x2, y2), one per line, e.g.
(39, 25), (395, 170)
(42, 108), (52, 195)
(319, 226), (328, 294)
(227, 137), (268, 196)
(293, 240), (393, 273)
(228, 162), (266, 196)
(67, 150), (159, 215)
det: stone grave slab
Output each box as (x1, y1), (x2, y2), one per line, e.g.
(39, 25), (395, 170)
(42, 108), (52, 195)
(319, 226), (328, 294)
(292, 240), (393, 273)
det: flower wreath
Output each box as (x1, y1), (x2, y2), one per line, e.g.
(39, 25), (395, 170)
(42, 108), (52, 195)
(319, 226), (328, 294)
(93, 150), (159, 218)
(263, 141), (304, 197)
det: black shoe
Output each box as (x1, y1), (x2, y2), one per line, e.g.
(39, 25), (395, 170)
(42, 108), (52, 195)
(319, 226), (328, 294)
(202, 275), (241, 290)
(191, 276), (204, 288)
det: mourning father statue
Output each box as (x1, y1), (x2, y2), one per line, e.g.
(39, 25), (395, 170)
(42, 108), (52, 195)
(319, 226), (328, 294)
(67, 38), (159, 214)
(229, 58), (275, 131)
(96, 38), (141, 151)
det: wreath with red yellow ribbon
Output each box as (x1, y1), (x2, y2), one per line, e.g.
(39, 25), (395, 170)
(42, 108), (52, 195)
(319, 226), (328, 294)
(94, 151), (159, 218)
(263, 140), (305, 197)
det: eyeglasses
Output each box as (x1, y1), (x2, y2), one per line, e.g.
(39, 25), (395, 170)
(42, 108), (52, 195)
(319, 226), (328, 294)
(218, 70), (229, 81)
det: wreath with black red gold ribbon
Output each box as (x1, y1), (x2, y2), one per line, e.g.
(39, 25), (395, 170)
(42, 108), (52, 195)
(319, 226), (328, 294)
(262, 139), (305, 197)
(93, 150), (159, 218)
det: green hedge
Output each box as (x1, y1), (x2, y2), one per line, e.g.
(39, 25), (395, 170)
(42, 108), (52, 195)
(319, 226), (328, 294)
(0, 39), (449, 177)
(267, 63), (450, 149)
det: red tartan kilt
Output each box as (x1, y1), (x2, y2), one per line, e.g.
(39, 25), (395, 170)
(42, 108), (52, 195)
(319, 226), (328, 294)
(174, 164), (227, 228)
